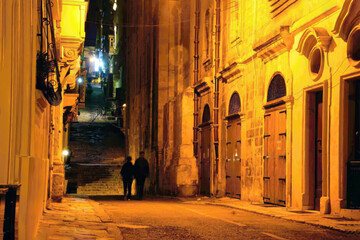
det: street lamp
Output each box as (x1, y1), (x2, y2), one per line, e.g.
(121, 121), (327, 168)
(62, 149), (70, 157)
(113, 0), (117, 11)
(77, 77), (83, 84)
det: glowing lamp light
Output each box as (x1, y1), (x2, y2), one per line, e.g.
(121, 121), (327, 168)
(90, 56), (96, 62)
(113, 2), (117, 11)
(77, 77), (83, 84)
(122, 103), (126, 107)
(62, 149), (70, 157)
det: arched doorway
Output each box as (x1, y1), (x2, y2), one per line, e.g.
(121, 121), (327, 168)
(200, 104), (211, 195)
(225, 93), (242, 198)
(263, 74), (287, 206)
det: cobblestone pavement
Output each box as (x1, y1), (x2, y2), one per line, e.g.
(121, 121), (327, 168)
(35, 197), (120, 240)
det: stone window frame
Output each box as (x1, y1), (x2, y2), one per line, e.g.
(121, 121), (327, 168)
(228, 0), (243, 47)
(266, 74), (287, 103)
(228, 92), (241, 116)
(202, 104), (211, 124)
(296, 28), (332, 82)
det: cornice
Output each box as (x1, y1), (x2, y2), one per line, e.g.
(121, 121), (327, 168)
(194, 77), (212, 96)
(217, 61), (244, 83)
(253, 26), (294, 63)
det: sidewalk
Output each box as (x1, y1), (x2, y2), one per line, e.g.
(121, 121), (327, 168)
(35, 197), (120, 240)
(181, 197), (360, 234)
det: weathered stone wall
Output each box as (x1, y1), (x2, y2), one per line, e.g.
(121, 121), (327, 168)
(67, 164), (126, 196)
(125, 0), (360, 218)
(69, 123), (125, 164)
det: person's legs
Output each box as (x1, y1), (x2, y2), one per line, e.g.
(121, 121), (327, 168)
(123, 180), (128, 199)
(136, 179), (141, 200)
(138, 178), (145, 200)
(127, 180), (133, 199)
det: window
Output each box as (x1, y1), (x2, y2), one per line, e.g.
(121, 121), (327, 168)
(229, 0), (242, 45)
(267, 74), (286, 102)
(228, 93), (241, 115)
(202, 104), (211, 123)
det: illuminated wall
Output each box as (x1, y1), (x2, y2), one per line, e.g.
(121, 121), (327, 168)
(125, 0), (360, 218)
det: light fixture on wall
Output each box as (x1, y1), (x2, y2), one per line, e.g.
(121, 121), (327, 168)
(77, 77), (83, 84)
(113, 0), (117, 11)
(62, 149), (70, 157)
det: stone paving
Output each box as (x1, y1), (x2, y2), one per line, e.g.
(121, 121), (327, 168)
(181, 197), (360, 234)
(35, 197), (121, 240)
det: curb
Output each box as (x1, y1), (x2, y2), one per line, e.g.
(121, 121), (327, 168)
(203, 202), (360, 235)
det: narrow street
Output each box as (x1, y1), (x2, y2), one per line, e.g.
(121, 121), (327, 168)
(99, 199), (358, 240)
(36, 197), (359, 240)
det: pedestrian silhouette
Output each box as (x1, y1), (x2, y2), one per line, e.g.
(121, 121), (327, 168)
(121, 156), (135, 200)
(134, 151), (149, 200)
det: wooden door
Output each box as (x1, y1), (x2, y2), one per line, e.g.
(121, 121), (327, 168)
(347, 80), (360, 208)
(200, 126), (211, 195)
(226, 119), (241, 198)
(264, 107), (287, 206)
(315, 92), (323, 210)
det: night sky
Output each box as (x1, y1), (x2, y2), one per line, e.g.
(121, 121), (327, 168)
(85, 0), (98, 46)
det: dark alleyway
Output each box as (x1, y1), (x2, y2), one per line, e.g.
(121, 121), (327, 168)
(66, 83), (126, 196)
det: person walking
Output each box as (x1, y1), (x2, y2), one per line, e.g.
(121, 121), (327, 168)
(134, 151), (149, 200)
(121, 156), (135, 200)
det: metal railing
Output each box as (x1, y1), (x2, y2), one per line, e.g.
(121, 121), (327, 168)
(1, 185), (20, 240)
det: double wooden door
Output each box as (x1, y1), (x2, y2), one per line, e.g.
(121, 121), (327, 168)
(264, 107), (287, 206)
(226, 118), (241, 198)
(200, 126), (211, 195)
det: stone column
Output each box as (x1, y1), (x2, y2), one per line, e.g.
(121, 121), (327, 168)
(51, 102), (65, 202)
(285, 98), (294, 208)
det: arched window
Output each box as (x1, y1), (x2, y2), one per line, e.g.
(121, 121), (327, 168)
(228, 92), (241, 115)
(202, 104), (211, 123)
(267, 74), (286, 102)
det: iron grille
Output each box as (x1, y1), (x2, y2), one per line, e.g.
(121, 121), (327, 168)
(36, 0), (62, 106)
(267, 74), (286, 102)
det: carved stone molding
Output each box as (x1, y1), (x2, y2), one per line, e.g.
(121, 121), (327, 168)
(194, 77), (212, 96)
(253, 26), (294, 62)
(268, 0), (298, 18)
(63, 74), (77, 89)
(333, 0), (360, 41)
(297, 28), (332, 56)
(218, 61), (244, 83)
(63, 93), (79, 108)
(60, 40), (83, 62)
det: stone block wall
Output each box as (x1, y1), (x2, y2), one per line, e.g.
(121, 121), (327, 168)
(66, 164), (126, 196)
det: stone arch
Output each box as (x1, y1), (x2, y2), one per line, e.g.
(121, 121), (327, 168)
(334, 0), (360, 41)
(267, 74), (286, 102)
(202, 104), (211, 123)
(228, 92), (241, 115)
(296, 28), (331, 81)
(296, 28), (332, 57)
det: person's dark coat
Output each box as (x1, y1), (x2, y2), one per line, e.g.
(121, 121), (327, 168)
(134, 157), (149, 180)
(121, 161), (135, 181)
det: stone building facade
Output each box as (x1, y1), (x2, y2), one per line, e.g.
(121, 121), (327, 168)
(0, 0), (87, 238)
(125, 0), (360, 218)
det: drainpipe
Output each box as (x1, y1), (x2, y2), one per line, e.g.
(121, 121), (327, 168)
(193, 0), (200, 158)
(213, 0), (221, 196)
